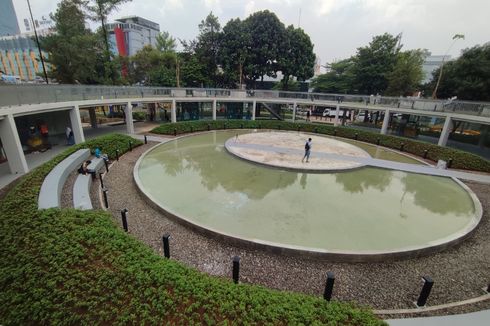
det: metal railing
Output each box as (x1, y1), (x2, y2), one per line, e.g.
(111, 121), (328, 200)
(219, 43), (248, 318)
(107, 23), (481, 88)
(1, 84), (489, 118)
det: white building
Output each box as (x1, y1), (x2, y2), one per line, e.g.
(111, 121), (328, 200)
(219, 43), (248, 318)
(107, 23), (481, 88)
(422, 53), (452, 83)
(106, 16), (160, 57)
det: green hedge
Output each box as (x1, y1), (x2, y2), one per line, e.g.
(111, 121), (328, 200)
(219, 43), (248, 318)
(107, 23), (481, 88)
(0, 133), (384, 325)
(151, 120), (490, 172)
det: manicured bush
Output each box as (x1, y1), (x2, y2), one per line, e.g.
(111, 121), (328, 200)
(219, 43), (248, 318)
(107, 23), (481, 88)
(0, 133), (384, 325)
(151, 120), (490, 172)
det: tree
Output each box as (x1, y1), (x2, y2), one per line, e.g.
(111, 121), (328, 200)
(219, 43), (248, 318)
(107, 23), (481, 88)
(40, 0), (105, 84)
(426, 44), (490, 101)
(243, 10), (286, 86)
(352, 33), (401, 94)
(84, 0), (131, 83)
(195, 12), (221, 87)
(385, 49), (426, 96)
(127, 45), (176, 86)
(219, 18), (251, 88)
(310, 58), (356, 93)
(156, 31), (177, 52)
(277, 25), (315, 90)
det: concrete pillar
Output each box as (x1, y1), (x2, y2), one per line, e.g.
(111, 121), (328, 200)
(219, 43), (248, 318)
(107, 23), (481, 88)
(212, 99), (217, 120)
(171, 100), (177, 123)
(0, 115), (28, 174)
(88, 107), (97, 128)
(334, 104), (340, 126)
(438, 116), (452, 146)
(252, 100), (256, 121)
(381, 109), (390, 135)
(125, 102), (135, 134)
(70, 105), (85, 144)
(292, 102), (297, 122)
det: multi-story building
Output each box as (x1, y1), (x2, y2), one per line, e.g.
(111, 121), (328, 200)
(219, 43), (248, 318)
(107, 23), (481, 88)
(106, 16), (160, 57)
(0, 0), (20, 37)
(422, 53), (452, 83)
(0, 35), (50, 81)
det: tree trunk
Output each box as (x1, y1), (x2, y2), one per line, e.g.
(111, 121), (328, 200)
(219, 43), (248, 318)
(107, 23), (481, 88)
(431, 60), (445, 99)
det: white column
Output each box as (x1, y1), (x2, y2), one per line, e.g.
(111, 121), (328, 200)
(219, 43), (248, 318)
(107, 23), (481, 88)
(334, 104), (340, 126)
(70, 105), (85, 144)
(252, 100), (256, 121)
(212, 100), (217, 120)
(125, 102), (134, 134)
(438, 116), (452, 146)
(0, 114), (28, 174)
(171, 100), (177, 123)
(292, 102), (297, 122)
(381, 109), (390, 135)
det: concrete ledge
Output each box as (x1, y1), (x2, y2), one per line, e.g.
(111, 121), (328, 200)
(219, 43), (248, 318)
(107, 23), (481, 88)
(38, 149), (90, 209)
(73, 158), (104, 210)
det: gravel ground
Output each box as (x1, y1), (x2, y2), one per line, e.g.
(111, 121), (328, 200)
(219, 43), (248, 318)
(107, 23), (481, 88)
(102, 142), (490, 313)
(60, 170), (79, 208)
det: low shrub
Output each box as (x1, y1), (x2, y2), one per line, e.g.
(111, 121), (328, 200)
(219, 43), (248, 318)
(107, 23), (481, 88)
(0, 133), (384, 325)
(151, 120), (490, 172)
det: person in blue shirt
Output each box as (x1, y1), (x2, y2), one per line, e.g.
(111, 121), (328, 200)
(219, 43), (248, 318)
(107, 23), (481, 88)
(302, 138), (312, 163)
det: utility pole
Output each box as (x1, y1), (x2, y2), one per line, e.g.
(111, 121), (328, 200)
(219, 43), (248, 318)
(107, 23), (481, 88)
(27, 0), (49, 84)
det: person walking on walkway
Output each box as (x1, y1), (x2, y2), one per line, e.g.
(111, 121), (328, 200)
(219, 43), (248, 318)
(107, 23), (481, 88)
(302, 138), (312, 163)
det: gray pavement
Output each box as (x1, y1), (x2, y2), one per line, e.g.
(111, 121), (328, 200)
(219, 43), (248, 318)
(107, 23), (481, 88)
(227, 141), (490, 183)
(387, 309), (490, 325)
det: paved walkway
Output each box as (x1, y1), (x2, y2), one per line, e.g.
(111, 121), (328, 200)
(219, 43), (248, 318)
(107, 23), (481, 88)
(226, 141), (490, 183)
(387, 309), (490, 325)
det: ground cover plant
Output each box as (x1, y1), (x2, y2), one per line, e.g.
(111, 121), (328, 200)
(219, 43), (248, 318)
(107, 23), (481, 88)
(0, 133), (384, 324)
(151, 120), (490, 172)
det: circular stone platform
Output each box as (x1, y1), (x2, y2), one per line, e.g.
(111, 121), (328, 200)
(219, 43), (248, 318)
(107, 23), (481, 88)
(224, 131), (371, 171)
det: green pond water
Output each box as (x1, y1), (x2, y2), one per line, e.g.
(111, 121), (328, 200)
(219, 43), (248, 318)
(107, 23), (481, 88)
(137, 131), (477, 252)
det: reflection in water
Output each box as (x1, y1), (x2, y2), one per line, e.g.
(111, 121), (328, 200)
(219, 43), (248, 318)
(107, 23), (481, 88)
(402, 174), (473, 215)
(300, 173), (307, 190)
(334, 168), (393, 193)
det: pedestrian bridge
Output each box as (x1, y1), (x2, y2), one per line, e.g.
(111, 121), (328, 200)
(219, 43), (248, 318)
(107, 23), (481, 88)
(1, 85), (489, 178)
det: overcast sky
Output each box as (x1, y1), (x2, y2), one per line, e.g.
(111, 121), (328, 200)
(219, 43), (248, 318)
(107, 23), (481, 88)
(13, 0), (490, 67)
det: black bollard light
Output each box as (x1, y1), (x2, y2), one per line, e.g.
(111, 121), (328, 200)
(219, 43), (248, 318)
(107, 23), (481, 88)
(447, 158), (453, 169)
(115, 149), (119, 161)
(487, 283), (490, 293)
(400, 143), (405, 152)
(232, 256), (240, 284)
(102, 188), (109, 208)
(173, 128), (177, 136)
(162, 234), (170, 258)
(120, 209), (128, 232)
(314, 127), (318, 133)
(129, 141), (133, 152)
(376, 138), (380, 146)
(104, 158), (109, 173)
(354, 133), (358, 140)
(333, 129), (337, 136)
(423, 150), (428, 159)
(323, 271), (335, 301)
(207, 124), (210, 131)
(99, 172), (104, 189)
(240, 123), (243, 129)
(416, 276), (434, 307)
(297, 126), (301, 132)
(144, 135), (148, 144)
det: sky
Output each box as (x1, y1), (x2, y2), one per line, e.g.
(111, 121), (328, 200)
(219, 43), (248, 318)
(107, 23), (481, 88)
(12, 0), (490, 68)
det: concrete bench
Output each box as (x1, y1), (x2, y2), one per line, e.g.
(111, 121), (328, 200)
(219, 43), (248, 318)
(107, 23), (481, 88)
(73, 158), (105, 210)
(38, 149), (90, 209)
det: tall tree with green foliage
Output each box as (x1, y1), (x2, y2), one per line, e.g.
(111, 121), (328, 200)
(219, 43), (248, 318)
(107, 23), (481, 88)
(310, 58), (356, 93)
(219, 18), (251, 88)
(84, 0), (131, 83)
(156, 31), (177, 52)
(40, 0), (105, 84)
(195, 12), (221, 87)
(127, 45), (176, 86)
(426, 44), (490, 101)
(244, 10), (286, 86)
(352, 33), (401, 94)
(277, 25), (315, 90)
(385, 49), (426, 96)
